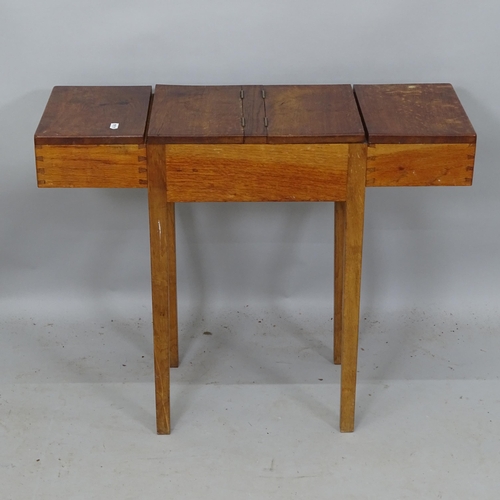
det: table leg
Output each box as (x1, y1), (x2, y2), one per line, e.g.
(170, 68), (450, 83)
(148, 144), (170, 434)
(339, 143), (366, 433)
(334, 201), (346, 365)
(167, 203), (179, 368)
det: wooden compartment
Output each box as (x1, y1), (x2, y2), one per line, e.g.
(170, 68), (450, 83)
(354, 83), (476, 187)
(34, 86), (152, 188)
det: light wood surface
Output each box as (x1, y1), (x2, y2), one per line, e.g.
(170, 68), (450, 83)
(35, 144), (147, 188)
(147, 143), (171, 435)
(366, 143), (475, 187)
(165, 144), (349, 202)
(340, 143), (367, 433)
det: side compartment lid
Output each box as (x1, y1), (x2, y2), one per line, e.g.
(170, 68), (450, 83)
(35, 86), (152, 145)
(354, 83), (476, 144)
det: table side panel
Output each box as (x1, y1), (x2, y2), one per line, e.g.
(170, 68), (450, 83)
(366, 143), (475, 187)
(35, 144), (148, 188)
(165, 144), (349, 202)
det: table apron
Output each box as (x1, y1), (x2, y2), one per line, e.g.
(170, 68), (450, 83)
(164, 143), (350, 202)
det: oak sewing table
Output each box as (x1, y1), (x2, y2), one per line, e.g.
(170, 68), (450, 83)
(34, 83), (476, 434)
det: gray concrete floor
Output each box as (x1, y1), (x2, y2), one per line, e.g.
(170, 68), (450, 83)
(1, 297), (499, 499)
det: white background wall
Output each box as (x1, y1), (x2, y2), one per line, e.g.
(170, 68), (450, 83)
(1, 0), (499, 316)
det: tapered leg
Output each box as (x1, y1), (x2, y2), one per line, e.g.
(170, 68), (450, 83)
(167, 204), (179, 368)
(148, 144), (170, 434)
(334, 201), (346, 365)
(339, 143), (367, 433)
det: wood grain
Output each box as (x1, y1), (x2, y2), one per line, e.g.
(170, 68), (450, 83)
(35, 144), (147, 188)
(35, 86), (152, 145)
(366, 143), (475, 187)
(148, 85), (244, 144)
(147, 143), (170, 434)
(340, 143), (367, 433)
(165, 144), (349, 202)
(265, 85), (365, 144)
(334, 202), (346, 365)
(354, 84), (476, 144)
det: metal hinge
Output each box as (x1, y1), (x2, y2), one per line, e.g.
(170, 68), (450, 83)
(262, 89), (267, 127)
(239, 87), (269, 129)
(240, 88), (245, 127)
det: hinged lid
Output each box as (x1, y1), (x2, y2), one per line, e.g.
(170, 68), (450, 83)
(263, 85), (365, 144)
(35, 86), (153, 145)
(148, 84), (365, 144)
(148, 85), (244, 144)
(354, 84), (476, 144)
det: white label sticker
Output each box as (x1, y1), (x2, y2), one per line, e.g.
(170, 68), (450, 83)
(110, 123), (119, 130)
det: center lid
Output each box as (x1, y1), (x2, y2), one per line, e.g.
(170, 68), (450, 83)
(147, 85), (365, 144)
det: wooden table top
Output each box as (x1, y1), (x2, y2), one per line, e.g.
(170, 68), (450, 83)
(34, 86), (152, 146)
(147, 85), (365, 144)
(354, 84), (476, 144)
(35, 84), (477, 147)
